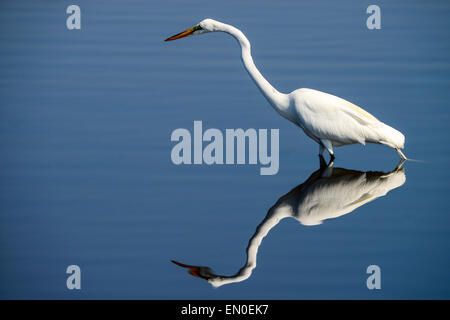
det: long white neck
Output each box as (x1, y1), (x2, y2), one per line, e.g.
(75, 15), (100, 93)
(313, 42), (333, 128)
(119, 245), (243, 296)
(219, 23), (292, 118)
(209, 206), (290, 287)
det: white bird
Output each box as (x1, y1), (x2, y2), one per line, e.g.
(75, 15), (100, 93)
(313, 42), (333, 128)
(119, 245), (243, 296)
(172, 161), (406, 287)
(165, 19), (407, 161)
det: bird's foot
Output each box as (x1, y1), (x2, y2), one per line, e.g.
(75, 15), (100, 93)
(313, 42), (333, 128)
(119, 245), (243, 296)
(394, 158), (406, 171)
(330, 153), (335, 162)
(395, 147), (407, 161)
(319, 157), (334, 178)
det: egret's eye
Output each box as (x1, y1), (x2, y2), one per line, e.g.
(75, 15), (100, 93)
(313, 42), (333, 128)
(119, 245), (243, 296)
(193, 25), (203, 31)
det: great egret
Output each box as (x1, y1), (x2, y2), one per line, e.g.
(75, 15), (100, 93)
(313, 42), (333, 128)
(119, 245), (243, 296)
(165, 19), (407, 161)
(172, 161), (406, 287)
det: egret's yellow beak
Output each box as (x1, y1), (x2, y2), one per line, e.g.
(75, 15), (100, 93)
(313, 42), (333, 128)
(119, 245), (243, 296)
(165, 25), (202, 41)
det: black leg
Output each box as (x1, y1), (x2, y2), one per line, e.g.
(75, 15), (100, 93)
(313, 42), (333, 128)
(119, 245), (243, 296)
(319, 154), (327, 169)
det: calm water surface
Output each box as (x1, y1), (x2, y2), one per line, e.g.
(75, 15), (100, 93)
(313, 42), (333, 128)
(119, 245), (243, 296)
(0, 0), (449, 299)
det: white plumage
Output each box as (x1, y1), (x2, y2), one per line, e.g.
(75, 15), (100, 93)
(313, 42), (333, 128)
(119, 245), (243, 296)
(290, 88), (405, 156)
(165, 19), (407, 160)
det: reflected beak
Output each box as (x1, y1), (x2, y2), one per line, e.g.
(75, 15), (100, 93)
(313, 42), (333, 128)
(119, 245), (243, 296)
(171, 260), (201, 278)
(165, 25), (202, 41)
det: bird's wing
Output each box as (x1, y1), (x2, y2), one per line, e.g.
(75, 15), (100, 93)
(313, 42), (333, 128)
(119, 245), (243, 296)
(293, 89), (382, 145)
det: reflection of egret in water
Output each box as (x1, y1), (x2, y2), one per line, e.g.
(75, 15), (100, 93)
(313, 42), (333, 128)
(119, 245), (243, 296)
(172, 161), (406, 287)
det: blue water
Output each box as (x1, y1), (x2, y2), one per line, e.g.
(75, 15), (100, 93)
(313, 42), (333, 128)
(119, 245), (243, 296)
(0, 0), (449, 299)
